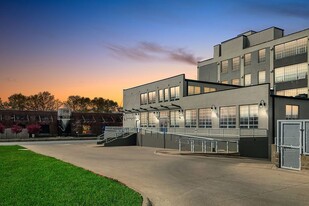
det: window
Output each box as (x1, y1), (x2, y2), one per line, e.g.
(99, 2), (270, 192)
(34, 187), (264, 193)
(204, 87), (216, 93)
(276, 88), (308, 97)
(198, 108), (212, 128)
(159, 111), (169, 118)
(170, 110), (180, 127)
(232, 57), (240, 70)
(232, 79), (240, 85)
(219, 106), (236, 128)
(140, 112), (148, 127)
(275, 63), (308, 83)
(140, 93), (147, 105)
(221, 60), (228, 73)
(148, 112), (156, 127)
(159, 89), (164, 102)
(286, 105), (299, 119)
(240, 105), (258, 128)
(185, 109), (197, 128)
(148, 91), (156, 104)
(258, 49), (266, 62)
(188, 86), (201, 95)
(244, 53), (251, 66)
(258, 71), (266, 84)
(170, 86), (180, 101)
(221, 80), (228, 84)
(275, 37), (307, 59)
(244, 74), (251, 86)
(164, 88), (169, 101)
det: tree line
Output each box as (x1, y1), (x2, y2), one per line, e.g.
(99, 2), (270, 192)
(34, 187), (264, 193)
(0, 92), (119, 113)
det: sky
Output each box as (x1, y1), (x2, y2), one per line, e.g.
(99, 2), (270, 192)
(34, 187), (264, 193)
(1, 0), (309, 106)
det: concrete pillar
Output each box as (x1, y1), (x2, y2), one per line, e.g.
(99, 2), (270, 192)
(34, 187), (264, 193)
(240, 55), (245, 86)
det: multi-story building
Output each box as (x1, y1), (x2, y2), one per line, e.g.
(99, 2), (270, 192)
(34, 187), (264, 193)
(123, 27), (309, 159)
(198, 27), (308, 97)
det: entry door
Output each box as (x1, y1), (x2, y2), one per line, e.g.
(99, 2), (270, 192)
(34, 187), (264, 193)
(279, 122), (302, 170)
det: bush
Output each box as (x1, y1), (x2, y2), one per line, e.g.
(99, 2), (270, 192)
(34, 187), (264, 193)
(11, 125), (23, 135)
(27, 124), (41, 135)
(0, 123), (5, 134)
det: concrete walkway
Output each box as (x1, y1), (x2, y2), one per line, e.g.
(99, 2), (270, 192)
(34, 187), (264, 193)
(22, 143), (309, 206)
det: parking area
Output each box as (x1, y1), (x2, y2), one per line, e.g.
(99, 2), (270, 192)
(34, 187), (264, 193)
(22, 142), (309, 206)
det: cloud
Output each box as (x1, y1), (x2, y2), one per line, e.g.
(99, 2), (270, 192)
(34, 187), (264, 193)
(245, 1), (309, 19)
(105, 41), (200, 65)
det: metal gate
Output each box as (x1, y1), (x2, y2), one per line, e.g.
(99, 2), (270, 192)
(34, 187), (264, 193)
(277, 121), (302, 170)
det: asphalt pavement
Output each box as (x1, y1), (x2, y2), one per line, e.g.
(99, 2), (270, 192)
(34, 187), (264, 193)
(12, 142), (309, 206)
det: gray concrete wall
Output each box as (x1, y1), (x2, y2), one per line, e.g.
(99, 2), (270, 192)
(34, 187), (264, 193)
(104, 133), (137, 147)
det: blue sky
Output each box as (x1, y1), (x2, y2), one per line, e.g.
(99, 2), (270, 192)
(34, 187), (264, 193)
(1, 0), (309, 104)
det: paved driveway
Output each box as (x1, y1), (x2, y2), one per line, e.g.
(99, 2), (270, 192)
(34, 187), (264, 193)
(22, 142), (309, 206)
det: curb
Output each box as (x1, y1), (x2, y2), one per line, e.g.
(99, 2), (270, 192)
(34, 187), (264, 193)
(154, 150), (240, 158)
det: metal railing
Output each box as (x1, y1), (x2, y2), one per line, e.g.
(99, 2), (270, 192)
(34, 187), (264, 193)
(141, 127), (239, 154)
(97, 127), (137, 144)
(140, 127), (267, 139)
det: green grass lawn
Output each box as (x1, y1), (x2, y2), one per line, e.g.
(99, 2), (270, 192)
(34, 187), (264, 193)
(0, 145), (142, 206)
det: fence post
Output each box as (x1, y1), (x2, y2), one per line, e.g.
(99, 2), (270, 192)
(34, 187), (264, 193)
(179, 138), (181, 152)
(226, 141), (229, 153)
(202, 141), (204, 153)
(236, 140), (239, 153)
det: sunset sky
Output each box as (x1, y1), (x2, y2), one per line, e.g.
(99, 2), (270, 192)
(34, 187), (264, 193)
(1, 0), (309, 106)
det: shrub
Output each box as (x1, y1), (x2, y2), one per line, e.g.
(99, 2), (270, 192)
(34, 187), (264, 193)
(11, 125), (23, 135)
(0, 123), (5, 134)
(27, 124), (41, 135)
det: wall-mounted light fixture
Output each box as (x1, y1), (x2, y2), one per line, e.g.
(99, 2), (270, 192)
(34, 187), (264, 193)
(178, 109), (184, 118)
(135, 113), (140, 120)
(259, 100), (266, 108)
(153, 111), (160, 119)
(211, 105), (217, 111)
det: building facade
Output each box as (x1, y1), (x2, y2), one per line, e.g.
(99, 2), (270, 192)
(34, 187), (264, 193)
(0, 109), (122, 138)
(198, 27), (309, 98)
(123, 27), (309, 158)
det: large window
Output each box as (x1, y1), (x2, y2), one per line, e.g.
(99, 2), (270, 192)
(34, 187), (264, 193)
(170, 110), (180, 127)
(258, 71), (266, 84)
(244, 53), (251, 66)
(276, 88), (308, 97)
(159, 89), (164, 102)
(232, 57), (240, 70)
(140, 112), (148, 127)
(286, 105), (299, 119)
(170, 86), (180, 101)
(221, 60), (228, 73)
(164, 88), (169, 101)
(204, 87), (216, 93)
(148, 91), (156, 104)
(240, 105), (258, 128)
(148, 112), (156, 127)
(185, 109), (197, 128)
(275, 63), (308, 83)
(219, 106), (236, 128)
(258, 49), (266, 62)
(232, 78), (240, 85)
(140, 93), (147, 105)
(188, 86), (201, 95)
(244, 74), (251, 86)
(198, 108), (212, 128)
(275, 37), (307, 59)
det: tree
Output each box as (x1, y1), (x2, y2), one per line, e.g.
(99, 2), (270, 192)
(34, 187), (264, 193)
(7, 93), (27, 110)
(27, 91), (58, 111)
(11, 125), (23, 138)
(27, 124), (41, 137)
(0, 123), (5, 134)
(0, 98), (4, 110)
(66, 96), (91, 112)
